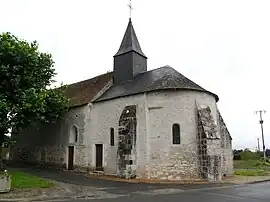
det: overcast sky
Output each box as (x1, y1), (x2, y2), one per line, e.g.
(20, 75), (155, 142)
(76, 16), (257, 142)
(1, 0), (269, 150)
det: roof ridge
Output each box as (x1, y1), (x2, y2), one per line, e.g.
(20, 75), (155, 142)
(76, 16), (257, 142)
(66, 71), (112, 87)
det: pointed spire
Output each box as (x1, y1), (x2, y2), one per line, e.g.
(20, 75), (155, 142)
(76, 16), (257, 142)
(114, 18), (147, 58)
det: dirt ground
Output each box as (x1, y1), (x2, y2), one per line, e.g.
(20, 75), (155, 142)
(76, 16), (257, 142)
(0, 181), (120, 201)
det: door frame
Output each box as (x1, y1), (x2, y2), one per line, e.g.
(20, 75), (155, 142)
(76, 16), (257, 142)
(67, 146), (75, 170)
(95, 144), (104, 171)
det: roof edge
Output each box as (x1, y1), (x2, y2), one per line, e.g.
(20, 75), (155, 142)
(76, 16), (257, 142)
(113, 49), (147, 58)
(94, 88), (219, 103)
(65, 71), (112, 87)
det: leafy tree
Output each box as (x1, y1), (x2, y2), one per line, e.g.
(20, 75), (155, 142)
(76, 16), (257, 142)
(0, 32), (69, 168)
(240, 149), (261, 161)
(266, 149), (270, 157)
(233, 149), (243, 160)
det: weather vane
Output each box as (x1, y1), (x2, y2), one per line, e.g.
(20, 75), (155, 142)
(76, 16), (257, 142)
(128, 0), (133, 18)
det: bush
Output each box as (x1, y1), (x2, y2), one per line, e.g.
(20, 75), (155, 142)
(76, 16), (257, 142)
(255, 160), (270, 167)
(240, 149), (261, 161)
(233, 154), (241, 160)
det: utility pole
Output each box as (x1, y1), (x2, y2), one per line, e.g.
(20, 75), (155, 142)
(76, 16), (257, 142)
(257, 138), (260, 152)
(255, 110), (266, 159)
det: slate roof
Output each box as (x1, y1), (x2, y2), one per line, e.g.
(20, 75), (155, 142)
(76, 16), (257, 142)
(114, 18), (146, 58)
(64, 72), (112, 107)
(94, 66), (219, 102)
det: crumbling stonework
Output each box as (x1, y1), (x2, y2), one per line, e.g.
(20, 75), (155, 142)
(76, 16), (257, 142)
(197, 104), (222, 181)
(117, 105), (137, 179)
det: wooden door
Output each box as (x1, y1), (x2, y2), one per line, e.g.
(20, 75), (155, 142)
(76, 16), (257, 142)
(95, 144), (103, 171)
(68, 146), (74, 170)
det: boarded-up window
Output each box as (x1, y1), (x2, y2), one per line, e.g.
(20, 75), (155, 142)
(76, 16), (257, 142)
(110, 128), (114, 146)
(172, 123), (180, 144)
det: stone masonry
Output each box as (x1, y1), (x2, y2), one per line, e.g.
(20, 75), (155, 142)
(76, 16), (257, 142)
(11, 106), (89, 171)
(117, 105), (137, 179)
(12, 89), (233, 181)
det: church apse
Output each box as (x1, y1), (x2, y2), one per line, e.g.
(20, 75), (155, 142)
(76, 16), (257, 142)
(117, 105), (137, 179)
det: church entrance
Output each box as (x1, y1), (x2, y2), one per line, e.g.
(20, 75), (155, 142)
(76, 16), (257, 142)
(95, 144), (103, 171)
(68, 146), (74, 170)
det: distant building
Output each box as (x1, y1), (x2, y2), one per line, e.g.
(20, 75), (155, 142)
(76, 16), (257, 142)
(12, 18), (233, 181)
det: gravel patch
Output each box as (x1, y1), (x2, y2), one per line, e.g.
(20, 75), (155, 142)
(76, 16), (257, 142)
(0, 180), (122, 201)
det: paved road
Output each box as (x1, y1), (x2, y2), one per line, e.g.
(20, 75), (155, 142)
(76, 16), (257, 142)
(53, 182), (270, 202)
(10, 166), (270, 202)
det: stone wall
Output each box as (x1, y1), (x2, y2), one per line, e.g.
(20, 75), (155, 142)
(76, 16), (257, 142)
(145, 90), (219, 180)
(12, 88), (233, 181)
(12, 106), (89, 170)
(197, 104), (222, 181)
(117, 105), (137, 179)
(218, 109), (233, 176)
(87, 94), (147, 175)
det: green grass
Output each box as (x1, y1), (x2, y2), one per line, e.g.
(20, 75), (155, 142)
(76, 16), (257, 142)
(234, 169), (268, 176)
(234, 160), (270, 176)
(234, 160), (260, 169)
(234, 160), (270, 169)
(10, 172), (55, 189)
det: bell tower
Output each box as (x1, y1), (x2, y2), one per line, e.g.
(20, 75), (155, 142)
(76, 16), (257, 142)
(113, 18), (147, 84)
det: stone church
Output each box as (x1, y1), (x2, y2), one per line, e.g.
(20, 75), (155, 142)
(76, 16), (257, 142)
(12, 18), (233, 181)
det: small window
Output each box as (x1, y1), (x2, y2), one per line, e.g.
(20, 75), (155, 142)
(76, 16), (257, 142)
(70, 126), (78, 143)
(172, 123), (180, 144)
(75, 132), (78, 143)
(110, 128), (114, 146)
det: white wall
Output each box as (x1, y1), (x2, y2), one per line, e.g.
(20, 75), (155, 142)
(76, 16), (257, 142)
(88, 94), (147, 174)
(87, 89), (221, 179)
(145, 90), (218, 180)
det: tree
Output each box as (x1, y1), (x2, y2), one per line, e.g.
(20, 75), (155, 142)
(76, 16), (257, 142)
(266, 149), (270, 157)
(0, 32), (69, 169)
(240, 149), (261, 161)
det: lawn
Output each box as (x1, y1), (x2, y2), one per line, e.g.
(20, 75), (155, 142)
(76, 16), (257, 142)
(234, 160), (260, 169)
(234, 160), (270, 169)
(234, 160), (270, 176)
(234, 169), (267, 176)
(10, 171), (55, 189)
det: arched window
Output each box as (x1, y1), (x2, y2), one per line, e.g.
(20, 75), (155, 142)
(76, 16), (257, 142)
(69, 126), (78, 143)
(110, 128), (114, 146)
(172, 123), (180, 144)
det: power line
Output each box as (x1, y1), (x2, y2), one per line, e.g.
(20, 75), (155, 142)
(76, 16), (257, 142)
(255, 110), (266, 159)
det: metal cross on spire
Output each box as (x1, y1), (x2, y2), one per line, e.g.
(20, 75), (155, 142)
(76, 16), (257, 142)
(128, 0), (133, 19)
